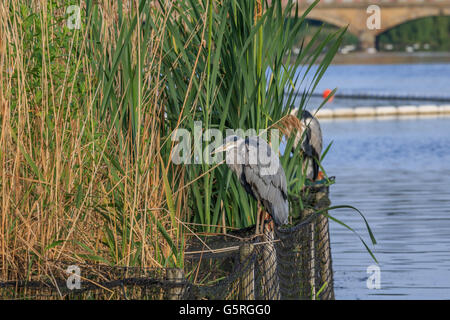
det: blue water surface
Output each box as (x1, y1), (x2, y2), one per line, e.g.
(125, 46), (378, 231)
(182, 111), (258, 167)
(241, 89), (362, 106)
(293, 63), (450, 109)
(321, 117), (450, 299)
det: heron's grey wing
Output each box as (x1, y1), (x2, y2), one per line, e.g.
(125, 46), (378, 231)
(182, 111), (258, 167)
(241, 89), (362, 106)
(300, 127), (314, 158)
(243, 163), (288, 226)
(300, 110), (322, 181)
(241, 137), (268, 202)
(309, 116), (323, 156)
(255, 137), (288, 199)
(301, 110), (323, 157)
(242, 137), (289, 225)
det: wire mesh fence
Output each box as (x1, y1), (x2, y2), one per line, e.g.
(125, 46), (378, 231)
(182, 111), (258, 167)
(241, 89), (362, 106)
(0, 184), (334, 300)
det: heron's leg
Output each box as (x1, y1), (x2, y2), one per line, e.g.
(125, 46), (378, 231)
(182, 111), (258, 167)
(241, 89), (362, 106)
(263, 212), (272, 233)
(260, 211), (268, 235)
(255, 204), (261, 236)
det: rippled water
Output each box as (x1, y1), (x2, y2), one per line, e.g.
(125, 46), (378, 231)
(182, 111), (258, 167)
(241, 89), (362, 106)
(290, 60), (450, 299)
(321, 117), (450, 299)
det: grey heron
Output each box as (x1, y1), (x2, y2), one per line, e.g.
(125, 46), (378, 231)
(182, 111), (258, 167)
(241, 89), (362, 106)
(214, 135), (289, 229)
(278, 110), (323, 181)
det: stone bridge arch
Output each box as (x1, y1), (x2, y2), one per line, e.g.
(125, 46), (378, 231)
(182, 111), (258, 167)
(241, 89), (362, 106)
(288, 1), (450, 50)
(305, 11), (359, 36)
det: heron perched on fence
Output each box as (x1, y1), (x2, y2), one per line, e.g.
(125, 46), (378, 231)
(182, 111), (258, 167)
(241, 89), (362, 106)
(278, 110), (323, 181)
(213, 135), (289, 231)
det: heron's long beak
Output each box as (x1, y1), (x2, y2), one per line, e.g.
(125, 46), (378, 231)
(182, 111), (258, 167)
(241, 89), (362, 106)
(211, 142), (233, 155)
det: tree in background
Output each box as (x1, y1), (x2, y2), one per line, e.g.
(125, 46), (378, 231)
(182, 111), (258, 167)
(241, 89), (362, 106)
(379, 15), (450, 51)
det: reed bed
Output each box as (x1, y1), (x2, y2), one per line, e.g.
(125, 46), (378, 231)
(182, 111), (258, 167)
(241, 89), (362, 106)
(0, 0), (354, 288)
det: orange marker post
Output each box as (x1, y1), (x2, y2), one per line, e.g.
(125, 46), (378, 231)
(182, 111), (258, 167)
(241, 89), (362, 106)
(323, 89), (334, 103)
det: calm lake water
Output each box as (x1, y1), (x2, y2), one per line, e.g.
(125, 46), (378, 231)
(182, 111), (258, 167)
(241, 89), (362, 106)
(307, 60), (450, 299)
(297, 61), (450, 109)
(322, 117), (450, 300)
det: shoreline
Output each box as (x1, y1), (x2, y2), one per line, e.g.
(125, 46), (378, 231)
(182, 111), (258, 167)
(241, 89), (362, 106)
(327, 51), (450, 65)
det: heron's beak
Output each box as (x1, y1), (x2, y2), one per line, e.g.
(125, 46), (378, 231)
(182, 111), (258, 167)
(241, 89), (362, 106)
(211, 142), (232, 155)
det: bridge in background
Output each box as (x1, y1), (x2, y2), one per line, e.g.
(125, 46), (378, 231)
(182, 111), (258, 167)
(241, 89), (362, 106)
(282, 0), (450, 50)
